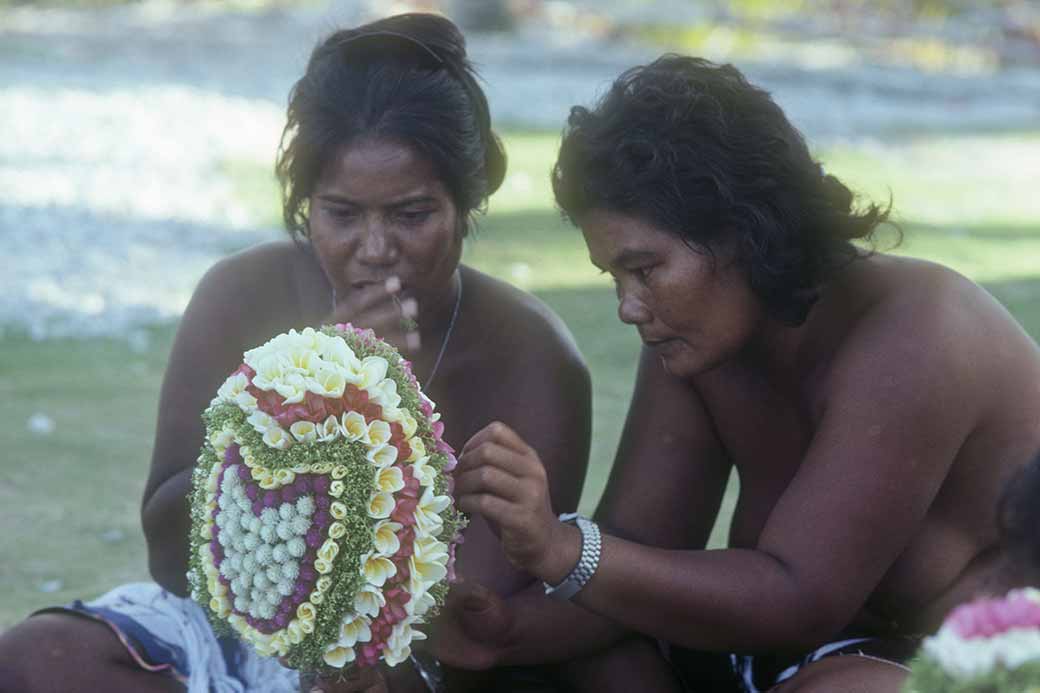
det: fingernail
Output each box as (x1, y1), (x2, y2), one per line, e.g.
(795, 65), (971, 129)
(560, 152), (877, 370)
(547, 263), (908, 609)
(385, 276), (401, 293)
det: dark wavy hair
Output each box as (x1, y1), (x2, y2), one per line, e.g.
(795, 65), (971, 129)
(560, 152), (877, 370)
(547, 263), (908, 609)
(276, 13), (507, 240)
(999, 453), (1040, 579)
(552, 55), (892, 324)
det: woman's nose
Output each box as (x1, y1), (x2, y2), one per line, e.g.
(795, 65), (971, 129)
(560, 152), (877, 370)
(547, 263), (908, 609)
(357, 220), (398, 265)
(617, 290), (651, 325)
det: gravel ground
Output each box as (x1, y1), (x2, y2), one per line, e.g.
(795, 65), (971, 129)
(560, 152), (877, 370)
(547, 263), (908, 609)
(2, 1), (1038, 340)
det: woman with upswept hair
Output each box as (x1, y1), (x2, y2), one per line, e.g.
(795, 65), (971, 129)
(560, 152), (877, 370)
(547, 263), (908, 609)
(0, 14), (592, 693)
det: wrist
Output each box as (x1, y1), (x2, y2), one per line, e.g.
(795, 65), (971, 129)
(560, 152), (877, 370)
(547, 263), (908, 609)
(535, 518), (582, 585)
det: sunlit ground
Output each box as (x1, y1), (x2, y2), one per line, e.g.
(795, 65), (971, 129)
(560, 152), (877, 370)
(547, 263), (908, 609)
(2, 126), (1039, 627)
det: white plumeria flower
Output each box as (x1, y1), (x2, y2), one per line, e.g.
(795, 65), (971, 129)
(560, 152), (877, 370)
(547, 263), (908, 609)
(340, 411), (370, 443)
(289, 420), (318, 444)
(407, 590), (436, 619)
(338, 614), (372, 647)
(354, 585), (386, 618)
(367, 491), (395, 519)
(366, 444), (398, 469)
(409, 537), (449, 596)
(317, 415), (340, 442)
(369, 378), (401, 409)
(410, 456), (436, 488)
(367, 420), (392, 447)
(318, 334), (362, 374)
(246, 410), (277, 437)
(248, 353), (290, 392)
(322, 642), (356, 668)
(273, 371), (309, 405)
(217, 372), (250, 404)
(307, 362), (347, 399)
(413, 486), (451, 535)
(357, 356), (389, 390)
(361, 551), (397, 587)
(233, 390), (258, 412)
(262, 426), (294, 450)
(406, 438), (426, 463)
(375, 466), (405, 494)
(382, 620), (427, 666)
(372, 520), (403, 556)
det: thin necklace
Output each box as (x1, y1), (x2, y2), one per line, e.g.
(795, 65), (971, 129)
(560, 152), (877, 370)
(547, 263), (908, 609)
(330, 270), (462, 388)
(426, 270), (462, 389)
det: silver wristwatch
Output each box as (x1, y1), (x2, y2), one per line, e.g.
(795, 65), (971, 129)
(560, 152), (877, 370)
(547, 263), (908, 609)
(543, 512), (601, 601)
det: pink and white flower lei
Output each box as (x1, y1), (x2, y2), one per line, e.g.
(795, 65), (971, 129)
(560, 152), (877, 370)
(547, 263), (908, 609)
(187, 325), (465, 672)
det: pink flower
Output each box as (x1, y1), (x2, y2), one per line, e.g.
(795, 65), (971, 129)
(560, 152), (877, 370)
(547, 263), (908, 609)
(948, 591), (1040, 639)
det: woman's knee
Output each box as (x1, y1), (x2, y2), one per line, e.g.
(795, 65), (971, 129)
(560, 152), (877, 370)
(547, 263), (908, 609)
(0, 613), (174, 693)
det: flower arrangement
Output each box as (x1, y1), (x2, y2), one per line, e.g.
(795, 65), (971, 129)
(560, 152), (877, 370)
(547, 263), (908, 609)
(186, 325), (466, 672)
(904, 588), (1040, 693)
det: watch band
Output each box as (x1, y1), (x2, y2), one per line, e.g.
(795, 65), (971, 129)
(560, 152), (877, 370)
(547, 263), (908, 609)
(543, 512), (601, 601)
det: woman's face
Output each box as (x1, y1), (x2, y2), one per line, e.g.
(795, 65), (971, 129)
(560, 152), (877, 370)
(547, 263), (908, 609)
(580, 208), (765, 378)
(308, 137), (462, 303)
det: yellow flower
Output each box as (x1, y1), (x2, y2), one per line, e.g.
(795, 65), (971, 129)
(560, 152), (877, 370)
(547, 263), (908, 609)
(257, 472), (278, 490)
(357, 356), (389, 390)
(413, 486), (451, 535)
(330, 502), (348, 520)
(250, 465), (268, 481)
(318, 539), (340, 563)
(361, 551), (397, 587)
(297, 601), (316, 623)
(317, 576), (332, 592)
(366, 443), (398, 469)
(409, 536), (449, 596)
(406, 438), (426, 463)
(338, 614), (372, 647)
(289, 421), (317, 444)
(315, 558), (333, 574)
(307, 362), (346, 399)
(262, 426), (293, 451)
(340, 411), (370, 443)
(373, 520), (402, 556)
(287, 620), (304, 644)
(323, 643), (356, 668)
(317, 416), (340, 443)
(273, 468), (295, 486)
(312, 462), (333, 474)
(367, 420), (392, 447)
(328, 521), (347, 539)
(310, 590), (324, 605)
(367, 491), (395, 519)
(354, 585), (385, 618)
(329, 480), (345, 498)
(331, 465), (348, 480)
(410, 456), (436, 488)
(375, 466), (405, 493)
(208, 426), (235, 453)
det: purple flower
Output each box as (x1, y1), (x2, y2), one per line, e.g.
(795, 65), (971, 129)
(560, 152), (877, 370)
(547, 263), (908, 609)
(294, 477), (311, 493)
(305, 529), (322, 548)
(315, 496), (331, 511)
(263, 491), (278, 508)
(236, 462), (249, 480)
(281, 487), (299, 503)
(245, 485), (258, 501)
(313, 477), (330, 494)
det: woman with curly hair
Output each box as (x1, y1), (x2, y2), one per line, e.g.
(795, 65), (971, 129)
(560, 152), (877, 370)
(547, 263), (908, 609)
(446, 56), (1040, 692)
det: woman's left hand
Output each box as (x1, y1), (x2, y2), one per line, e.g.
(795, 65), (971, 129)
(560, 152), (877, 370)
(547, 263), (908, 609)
(454, 422), (575, 581)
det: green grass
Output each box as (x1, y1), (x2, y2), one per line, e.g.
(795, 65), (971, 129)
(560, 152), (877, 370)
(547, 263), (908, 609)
(3, 129), (1040, 628)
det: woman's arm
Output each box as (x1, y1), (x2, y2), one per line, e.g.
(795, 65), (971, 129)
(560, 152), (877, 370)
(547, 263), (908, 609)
(456, 293), (988, 652)
(435, 346), (732, 668)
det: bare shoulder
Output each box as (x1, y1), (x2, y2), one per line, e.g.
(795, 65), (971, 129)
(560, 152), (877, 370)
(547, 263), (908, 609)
(457, 265), (586, 370)
(821, 255), (1040, 400)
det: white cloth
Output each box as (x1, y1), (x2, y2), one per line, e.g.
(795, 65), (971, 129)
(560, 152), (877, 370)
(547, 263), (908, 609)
(82, 582), (298, 693)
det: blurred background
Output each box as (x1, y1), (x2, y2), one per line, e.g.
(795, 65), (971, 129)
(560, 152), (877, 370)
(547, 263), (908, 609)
(2, 0), (1039, 627)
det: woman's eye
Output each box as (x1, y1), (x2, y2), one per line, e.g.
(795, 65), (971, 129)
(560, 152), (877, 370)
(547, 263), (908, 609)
(396, 209), (433, 225)
(635, 266), (654, 282)
(326, 207), (357, 223)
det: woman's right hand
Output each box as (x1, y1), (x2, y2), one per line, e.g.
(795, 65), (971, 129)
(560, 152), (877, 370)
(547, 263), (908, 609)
(326, 276), (421, 355)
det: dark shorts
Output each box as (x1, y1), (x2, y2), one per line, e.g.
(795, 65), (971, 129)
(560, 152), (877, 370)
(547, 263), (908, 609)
(670, 635), (920, 693)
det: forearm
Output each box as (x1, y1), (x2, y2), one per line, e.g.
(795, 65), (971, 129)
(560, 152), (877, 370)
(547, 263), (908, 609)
(548, 528), (829, 652)
(141, 468), (194, 596)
